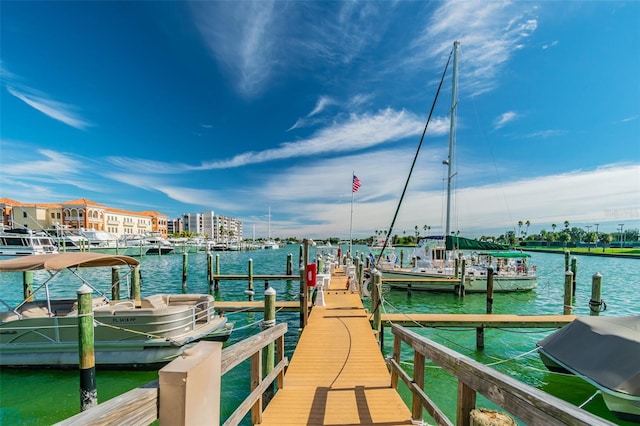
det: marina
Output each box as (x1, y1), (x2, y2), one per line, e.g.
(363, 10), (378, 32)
(0, 245), (638, 424)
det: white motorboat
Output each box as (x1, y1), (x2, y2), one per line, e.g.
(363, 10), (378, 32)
(0, 228), (58, 256)
(0, 252), (232, 368)
(537, 316), (640, 422)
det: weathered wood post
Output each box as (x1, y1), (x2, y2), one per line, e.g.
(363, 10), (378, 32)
(77, 284), (97, 411)
(286, 253), (293, 275)
(486, 266), (494, 314)
(400, 249), (404, 268)
(301, 239), (311, 328)
(299, 245), (303, 268)
(247, 258), (254, 301)
(181, 252), (188, 290)
(111, 266), (120, 301)
(564, 270), (573, 315)
(207, 252), (213, 293)
(23, 271), (33, 302)
(477, 266), (495, 349)
(372, 271), (382, 345)
(132, 265), (141, 307)
(457, 258), (466, 297)
(571, 257), (578, 296)
(564, 250), (570, 271)
(262, 287), (276, 403)
(214, 254), (220, 291)
(590, 272), (603, 316)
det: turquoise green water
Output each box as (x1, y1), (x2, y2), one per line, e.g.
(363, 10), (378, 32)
(0, 247), (638, 425)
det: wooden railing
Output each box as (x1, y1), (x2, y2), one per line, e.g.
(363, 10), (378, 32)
(389, 324), (615, 426)
(56, 322), (288, 426)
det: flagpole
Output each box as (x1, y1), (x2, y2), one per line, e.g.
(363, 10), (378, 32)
(349, 172), (354, 255)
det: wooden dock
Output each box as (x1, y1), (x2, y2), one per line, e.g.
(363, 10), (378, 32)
(259, 270), (413, 425)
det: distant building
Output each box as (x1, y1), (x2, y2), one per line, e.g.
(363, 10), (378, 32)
(0, 198), (169, 238)
(180, 210), (242, 242)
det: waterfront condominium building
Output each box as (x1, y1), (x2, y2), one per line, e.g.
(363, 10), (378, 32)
(181, 210), (243, 242)
(0, 197), (169, 238)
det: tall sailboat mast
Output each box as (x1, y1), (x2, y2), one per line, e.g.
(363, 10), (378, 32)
(445, 41), (459, 237)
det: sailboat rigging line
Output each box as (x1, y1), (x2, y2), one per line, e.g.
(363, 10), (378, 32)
(374, 43), (456, 265)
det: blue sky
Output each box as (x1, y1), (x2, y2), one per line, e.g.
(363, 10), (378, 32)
(1, 1), (639, 239)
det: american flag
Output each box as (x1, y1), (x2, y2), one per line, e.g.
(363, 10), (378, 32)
(352, 175), (361, 192)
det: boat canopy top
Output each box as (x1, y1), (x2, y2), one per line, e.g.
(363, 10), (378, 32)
(446, 235), (508, 251)
(0, 252), (140, 272)
(537, 316), (640, 396)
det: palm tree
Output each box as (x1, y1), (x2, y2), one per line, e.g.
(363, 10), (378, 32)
(414, 225), (419, 238)
(564, 220), (570, 231)
(517, 221), (523, 240)
(551, 224), (557, 235)
(525, 220), (531, 238)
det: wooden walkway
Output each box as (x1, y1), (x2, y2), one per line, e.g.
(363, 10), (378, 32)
(259, 270), (413, 425)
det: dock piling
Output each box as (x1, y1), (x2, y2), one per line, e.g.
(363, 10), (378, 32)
(207, 253), (213, 293)
(77, 284), (97, 411)
(132, 265), (141, 307)
(215, 254), (220, 291)
(111, 266), (120, 300)
(181, 252), (188, 290)
(571, 257), (578, 296)
(563, 271), (573, 315)
(590, 272), (604, 316)
(23, 271), (33, 302)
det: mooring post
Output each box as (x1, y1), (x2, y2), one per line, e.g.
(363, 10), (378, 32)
(571, 257), (578, 296)
(262, 287), (276, 384)
(372, 271), (382, 345)
(286, 253), (293, 275)
(77, 284), (97, 411)
(132, 265), (141, 307)
(564, 270), (574, 315)
(207, 252), (213, 293)
(486, 266), (494, 313)
(477, 266), (495, 350)
(455, 256), (460, 279)
(301, 239), (311, 328)
(457, 258), (466, 297)
(111, 266), (120, 300)
(564, 250), (570, 271)
(400, 249), (404, 268)
(215, 254), (220, 291)
(248, 258), (254, 301)
(590, 272), (603, 316)
(181, 252), (188, 290)
(23, 271), (33, 302)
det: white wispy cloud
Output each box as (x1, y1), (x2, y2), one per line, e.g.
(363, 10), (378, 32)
(6, 85), (91, 130)
(494, 111), (518, 129)
(1, 148), (86, 176)
(197, 108), (449, 169)
(191, 2), (388, 99)
(409, 0), (539, 96)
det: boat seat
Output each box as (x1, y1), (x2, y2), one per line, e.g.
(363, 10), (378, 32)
(20, 305), (51, 318)
(66, 296), (110, 315)
(141, 295), (170, 309)
(0, 312), (20, 322)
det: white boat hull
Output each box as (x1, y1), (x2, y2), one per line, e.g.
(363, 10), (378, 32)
(379, 268), (537, 293)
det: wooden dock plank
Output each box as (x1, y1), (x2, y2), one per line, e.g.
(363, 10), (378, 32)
(260, 272), (413, 425)
(381, 313), (576, 328)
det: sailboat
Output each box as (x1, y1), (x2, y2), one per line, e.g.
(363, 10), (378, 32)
(262, 207), (279, 250)
(377, 41), (537, 293)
